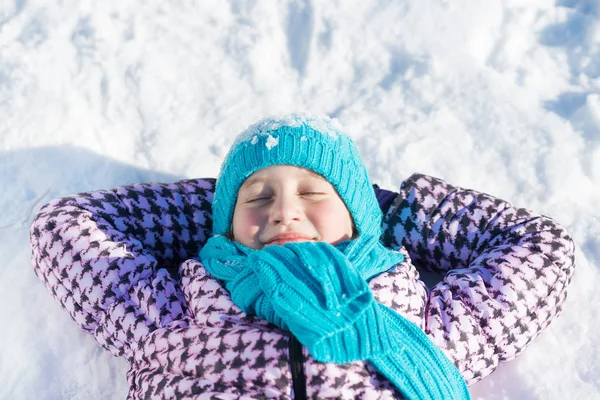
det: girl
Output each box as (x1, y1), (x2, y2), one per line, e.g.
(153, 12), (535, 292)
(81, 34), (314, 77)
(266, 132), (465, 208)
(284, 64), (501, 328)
(30, 115), (575, 399)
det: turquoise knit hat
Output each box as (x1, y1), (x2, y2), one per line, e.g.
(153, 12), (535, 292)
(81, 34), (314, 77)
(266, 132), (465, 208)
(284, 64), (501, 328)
(212, 114), (382, 238)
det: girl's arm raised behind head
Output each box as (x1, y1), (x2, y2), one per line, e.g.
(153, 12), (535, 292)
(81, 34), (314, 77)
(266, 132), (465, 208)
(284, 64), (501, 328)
(29, 178), (215, 360)
(380, 173), (575, 385)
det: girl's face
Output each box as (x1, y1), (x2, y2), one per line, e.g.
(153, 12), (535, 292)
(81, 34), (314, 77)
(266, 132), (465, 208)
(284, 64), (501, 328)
(231, 165), (354, 250)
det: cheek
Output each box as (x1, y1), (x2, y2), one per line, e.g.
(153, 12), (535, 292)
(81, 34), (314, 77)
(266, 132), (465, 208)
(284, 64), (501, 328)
(232, 209), (263, 245)
(311, 201), (354, 236)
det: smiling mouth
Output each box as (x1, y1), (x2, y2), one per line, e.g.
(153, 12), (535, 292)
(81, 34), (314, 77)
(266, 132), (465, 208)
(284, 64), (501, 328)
(265, 233), (315, 246)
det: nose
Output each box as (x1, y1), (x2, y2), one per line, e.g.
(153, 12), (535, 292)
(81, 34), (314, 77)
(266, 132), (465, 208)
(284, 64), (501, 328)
(269, 193), (303, 225)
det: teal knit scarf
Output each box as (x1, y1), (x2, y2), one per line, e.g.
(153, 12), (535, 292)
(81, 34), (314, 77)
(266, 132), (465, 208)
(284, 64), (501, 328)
(199, 234), (404, 330)
(199, 235), (470, 400)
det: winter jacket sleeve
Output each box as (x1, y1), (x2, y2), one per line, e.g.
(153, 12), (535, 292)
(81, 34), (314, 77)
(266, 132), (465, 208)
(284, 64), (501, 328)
(29, 178), (215, 360)
(380, 173), (576, 384)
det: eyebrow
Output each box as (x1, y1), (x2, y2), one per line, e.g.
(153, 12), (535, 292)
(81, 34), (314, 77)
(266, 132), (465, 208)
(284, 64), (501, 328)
(304, 170), (327, 181)
(240, 175), (264, 188)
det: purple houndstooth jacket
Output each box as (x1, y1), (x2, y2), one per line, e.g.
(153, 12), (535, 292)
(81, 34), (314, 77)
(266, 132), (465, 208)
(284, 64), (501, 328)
(30, 173), (575, 399)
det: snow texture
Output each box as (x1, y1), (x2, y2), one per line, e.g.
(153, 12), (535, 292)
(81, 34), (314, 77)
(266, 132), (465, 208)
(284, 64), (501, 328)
(234, 113), (342, 147)
(0, 0), (599, 399)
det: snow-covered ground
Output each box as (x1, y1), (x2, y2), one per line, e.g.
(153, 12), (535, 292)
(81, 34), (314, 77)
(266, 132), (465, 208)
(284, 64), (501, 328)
(1, 1), (599, 398)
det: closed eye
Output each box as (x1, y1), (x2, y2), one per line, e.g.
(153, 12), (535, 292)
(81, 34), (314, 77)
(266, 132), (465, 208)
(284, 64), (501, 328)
(247, 196), (272, 204)
(300, 192), (326, 196)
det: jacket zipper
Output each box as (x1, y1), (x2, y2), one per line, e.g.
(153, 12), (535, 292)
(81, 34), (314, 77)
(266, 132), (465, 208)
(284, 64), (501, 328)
(289, 334), (307, 400)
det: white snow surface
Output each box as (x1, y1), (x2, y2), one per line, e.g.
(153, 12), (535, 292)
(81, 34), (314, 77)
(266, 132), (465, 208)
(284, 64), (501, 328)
(1, 1), (599, 399)
(234, 114), (343, 146)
